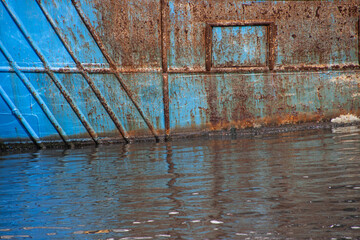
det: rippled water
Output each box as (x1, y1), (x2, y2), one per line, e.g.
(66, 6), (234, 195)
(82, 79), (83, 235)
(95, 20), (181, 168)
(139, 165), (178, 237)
(1, 126), (360, 239)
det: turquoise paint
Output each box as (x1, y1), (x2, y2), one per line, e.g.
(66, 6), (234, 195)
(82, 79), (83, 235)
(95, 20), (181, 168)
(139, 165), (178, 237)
(168, 72), (360, 134)
(212, 26), (267, 68)
(57, 73), (118, 137)
(169, 75), (209, 129)
(40, 0), (107, 66)
(119, 73), (165, 131)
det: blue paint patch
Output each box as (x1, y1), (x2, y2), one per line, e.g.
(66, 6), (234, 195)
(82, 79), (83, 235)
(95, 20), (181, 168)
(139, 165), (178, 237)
(4, 0), (76, 68)
(119, 73), (165, 131)
(168, 1), (205, 70)
(0, 73), (59, 139)
(40, 0), (107, 66)
(212, 25), (267, 68)
(57, 73), (118, 138)
(28, 73), (89, 139)
(169, 75), (208, 130)
(0, 3), (42, 68)
(0, 105), (29, 140)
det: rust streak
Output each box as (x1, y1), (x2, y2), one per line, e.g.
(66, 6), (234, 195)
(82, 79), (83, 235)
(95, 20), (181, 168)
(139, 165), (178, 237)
(210, 66), (270, 73)
(160, 0), (168, 73)
(205, 24), (212, 71)
(358, 15), (360, 65)
(207, 20), (274, 27)
(2, 64), (359, 75)
(162, 73), (170, 139)
(268, 22), (276, 70)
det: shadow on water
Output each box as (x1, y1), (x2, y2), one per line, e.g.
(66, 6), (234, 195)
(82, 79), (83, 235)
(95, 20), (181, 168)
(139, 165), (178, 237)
(0, 127), (360, 239)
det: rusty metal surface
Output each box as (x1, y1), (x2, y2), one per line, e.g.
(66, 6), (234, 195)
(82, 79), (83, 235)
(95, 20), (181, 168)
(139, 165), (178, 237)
(164, 1), (359, 72)
(72, 0), (160, 142)
(85, 0), (162, 70)
(0, 0), (359, 147)
(168, 71), (360, 135)
(36, 0), (131, 143)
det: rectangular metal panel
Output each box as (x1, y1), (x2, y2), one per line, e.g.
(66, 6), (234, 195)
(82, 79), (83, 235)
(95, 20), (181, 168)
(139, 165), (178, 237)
(211, 25), (267, 68)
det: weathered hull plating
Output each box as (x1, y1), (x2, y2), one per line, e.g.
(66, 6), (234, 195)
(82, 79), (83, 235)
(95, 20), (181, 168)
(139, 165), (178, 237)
(0, 0), (359, 148)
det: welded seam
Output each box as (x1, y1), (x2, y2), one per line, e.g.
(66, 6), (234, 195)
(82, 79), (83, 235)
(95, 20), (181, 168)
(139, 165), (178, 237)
(1, 0), (99, 145)
(35, 0), (130, 143)
(268, 22), (276, 70)
(162, 74), (170, 139)
(0, 66), (162, 73)
(1, 64), (360, 74)
(358, 15), (360, 65)
(0, 40), (71, 147)
(205, 24), (213, 71)
(160, 0), (168, 73)
(0, 85), (45, 149)
(71, 0), (159, 142)
(161, 0), (171, 139)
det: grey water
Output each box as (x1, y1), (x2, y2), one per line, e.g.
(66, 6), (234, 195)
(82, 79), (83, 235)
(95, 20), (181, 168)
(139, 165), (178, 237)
(1, 126), (360, 240)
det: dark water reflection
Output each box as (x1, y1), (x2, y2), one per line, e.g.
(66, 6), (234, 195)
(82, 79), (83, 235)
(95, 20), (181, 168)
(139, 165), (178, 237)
(1, 126), (360, 239)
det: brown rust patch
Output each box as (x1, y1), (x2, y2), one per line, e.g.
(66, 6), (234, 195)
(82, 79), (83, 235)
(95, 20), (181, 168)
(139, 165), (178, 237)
(162, 73), (170, 137)
(171, 111), (347, 134)
(166, 1), (359, 70)
(91, 0), (162, 69)
(229, 75), (255, 125)
(204, 75), (219, 129)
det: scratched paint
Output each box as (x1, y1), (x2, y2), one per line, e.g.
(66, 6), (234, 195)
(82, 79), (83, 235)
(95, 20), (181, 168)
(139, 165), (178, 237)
(0, 0), (359, 147)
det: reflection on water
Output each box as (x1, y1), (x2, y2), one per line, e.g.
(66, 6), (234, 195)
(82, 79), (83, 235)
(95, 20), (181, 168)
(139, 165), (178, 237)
(1, 127), (360, 239)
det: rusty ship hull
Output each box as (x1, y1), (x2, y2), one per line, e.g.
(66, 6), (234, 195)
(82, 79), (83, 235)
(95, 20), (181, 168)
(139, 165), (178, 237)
(0, 0), (359, 148)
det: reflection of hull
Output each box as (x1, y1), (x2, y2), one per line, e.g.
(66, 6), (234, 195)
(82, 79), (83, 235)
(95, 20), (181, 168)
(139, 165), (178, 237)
(0, 0), (359, 148)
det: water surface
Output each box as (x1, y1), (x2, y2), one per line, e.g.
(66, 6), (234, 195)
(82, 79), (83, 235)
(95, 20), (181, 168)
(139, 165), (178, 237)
(1, 126), (360, 239)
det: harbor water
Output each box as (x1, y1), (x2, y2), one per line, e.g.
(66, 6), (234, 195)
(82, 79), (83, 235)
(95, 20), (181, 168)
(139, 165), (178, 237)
(1, 126), (360, 239)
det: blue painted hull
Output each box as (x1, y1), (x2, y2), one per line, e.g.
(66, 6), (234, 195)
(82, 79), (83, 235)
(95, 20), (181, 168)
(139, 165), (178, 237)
(0, 0), (359, 148)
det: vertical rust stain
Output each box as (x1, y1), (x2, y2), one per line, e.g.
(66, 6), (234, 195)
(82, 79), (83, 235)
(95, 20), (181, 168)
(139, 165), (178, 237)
(161, 0), (168, 73)
(205, 75), (219, 128)
(205, 24), (212, 71)
(162, 73), (170, 139)
(268, 22), (276, 70)
(161, 0), (170, 140)
(230, 76), (254, 128)
(358, 15), (360, 65)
